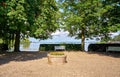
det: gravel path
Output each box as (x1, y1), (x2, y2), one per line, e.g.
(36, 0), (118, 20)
(0, 51), (120, 77)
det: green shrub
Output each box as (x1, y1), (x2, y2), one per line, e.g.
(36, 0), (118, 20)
(88, 44), (120, 52)
(39, 44), (81, 51)
(88, 44), (107, 52)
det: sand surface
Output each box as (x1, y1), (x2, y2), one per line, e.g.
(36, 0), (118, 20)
(0, 51), (120, 77)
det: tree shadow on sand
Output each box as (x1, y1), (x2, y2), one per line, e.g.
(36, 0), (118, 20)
(87, 51), (120, 58)
(0, 51), (48, 65)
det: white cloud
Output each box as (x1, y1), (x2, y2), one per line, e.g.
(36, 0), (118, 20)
(51, 30), (69, 36)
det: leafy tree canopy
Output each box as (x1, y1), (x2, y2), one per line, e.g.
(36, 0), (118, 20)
(0, 0), (59, 52)
(59, 0), (120, 50)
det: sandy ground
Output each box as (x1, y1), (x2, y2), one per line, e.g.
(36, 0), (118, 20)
(0, 51), (120, 77)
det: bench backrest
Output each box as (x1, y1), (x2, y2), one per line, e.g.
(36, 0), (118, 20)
(54, 46), (65, 51)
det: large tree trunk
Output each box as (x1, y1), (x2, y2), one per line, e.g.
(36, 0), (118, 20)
(14, 30), (20, 52)
(81, 28), (85, 51)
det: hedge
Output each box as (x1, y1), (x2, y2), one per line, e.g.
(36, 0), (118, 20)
(0, 44), (8, 52)
(88, 43), (120, 52)
(39, 44), (81, 51)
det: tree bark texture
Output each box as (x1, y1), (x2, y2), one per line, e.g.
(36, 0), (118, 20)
(81, 28), (85, 51)
(14, 30), (20, 52)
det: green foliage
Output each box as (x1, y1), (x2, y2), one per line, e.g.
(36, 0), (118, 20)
(0, 39), (3, 44)
(59, 0), (120, 50)
(111, 35), (120, 41)
(96, 42), (107, 44)
(20, 38), (30, 44)
(25, 0), (59, 39)
(61, 0), (102, 37)
(88, 44), (107, 52)
(0, 0), (59, 52)
(20, 38), (30, 49)
(60, 0), (105, 51)
(88, 43), (120, 52)
(1, 0), (119, 52)
(39, 44), (81, 51)
(97, 0), (120, 41)
(7, 0), (27, 30)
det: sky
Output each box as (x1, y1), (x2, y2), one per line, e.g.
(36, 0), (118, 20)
(29, 30), (120, 43)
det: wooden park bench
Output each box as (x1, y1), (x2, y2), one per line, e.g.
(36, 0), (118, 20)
(106, 46), (120, 52)
(54, 46), (65, 51)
